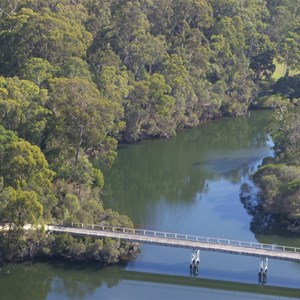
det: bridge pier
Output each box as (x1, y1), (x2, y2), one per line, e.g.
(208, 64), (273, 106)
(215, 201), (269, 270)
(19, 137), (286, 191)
(258, 257), (268, 284)
(190, 250), (200, 277)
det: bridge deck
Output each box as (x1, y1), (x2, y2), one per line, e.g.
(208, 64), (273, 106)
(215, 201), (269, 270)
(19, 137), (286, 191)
(48, 224), (300, 262)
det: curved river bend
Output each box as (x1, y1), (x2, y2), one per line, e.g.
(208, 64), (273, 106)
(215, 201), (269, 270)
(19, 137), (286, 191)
(1, 110), (300, 299)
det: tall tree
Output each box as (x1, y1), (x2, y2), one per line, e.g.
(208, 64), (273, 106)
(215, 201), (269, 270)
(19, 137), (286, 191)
(0, 8), (92, 76)
(277, 31), (300, 76)
(20, 57), (56, 86)
(123, 73), (175, 141)
(47, 78), (123, 165)
(0, 76), (50, 145)
(0, 140), (54, 193)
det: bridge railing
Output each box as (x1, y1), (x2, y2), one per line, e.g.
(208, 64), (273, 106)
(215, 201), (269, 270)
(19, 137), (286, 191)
(53, 222), (300, 254)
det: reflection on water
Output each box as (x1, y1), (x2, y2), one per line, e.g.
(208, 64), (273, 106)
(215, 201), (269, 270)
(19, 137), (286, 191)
(103, 111), (273, 226)
(0, 263), (299, 300)
(0, 262), (126, 300)
(193, 152), (266, 176)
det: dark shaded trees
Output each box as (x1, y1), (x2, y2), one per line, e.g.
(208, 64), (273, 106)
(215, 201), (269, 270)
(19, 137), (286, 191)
(244, 106), (300, 235)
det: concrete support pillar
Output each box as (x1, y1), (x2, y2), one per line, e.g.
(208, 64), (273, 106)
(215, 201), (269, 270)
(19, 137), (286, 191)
(190, 249), (200, 277)
(258, 257), (268, 284)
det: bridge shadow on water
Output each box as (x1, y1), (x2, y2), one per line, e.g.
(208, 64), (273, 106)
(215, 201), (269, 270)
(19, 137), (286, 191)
(124, 259), (300, 298)
(120, 269), (300, 299)
(1, 261), (300, 300)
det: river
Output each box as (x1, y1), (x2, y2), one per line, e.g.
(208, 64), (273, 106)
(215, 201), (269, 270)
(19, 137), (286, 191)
(1, 110), (300, 299)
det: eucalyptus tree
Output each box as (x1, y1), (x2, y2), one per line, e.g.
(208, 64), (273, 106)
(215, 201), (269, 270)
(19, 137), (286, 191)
(123, 73), (175, 142)
(277, 31), (300, 76)
(46, 77), (123, 165)
(0, 129), (55, 259)
(0, 8), (92, 76)
(0, 76), (50, 145)
(20, 57), (56, 86)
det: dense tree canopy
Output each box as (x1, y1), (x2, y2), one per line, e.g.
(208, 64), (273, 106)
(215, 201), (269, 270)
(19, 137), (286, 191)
(1, 0), (297, 142)
(46, 77), (123, 164)
(0, 0), (299, 258)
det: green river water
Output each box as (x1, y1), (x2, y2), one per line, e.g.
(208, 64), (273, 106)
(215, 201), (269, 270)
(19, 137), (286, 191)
(1, 110), (300, 299)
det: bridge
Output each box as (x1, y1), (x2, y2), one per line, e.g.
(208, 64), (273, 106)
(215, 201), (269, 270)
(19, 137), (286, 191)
(47, 222), (300, 281)
(47, 223), (300, 262)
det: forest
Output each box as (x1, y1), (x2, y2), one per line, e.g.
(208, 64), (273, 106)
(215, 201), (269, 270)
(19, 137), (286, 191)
(0, 0), (299, 262)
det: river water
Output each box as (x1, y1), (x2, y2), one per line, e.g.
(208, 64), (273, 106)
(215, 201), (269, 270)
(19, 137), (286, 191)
(1, 110), (300, 299)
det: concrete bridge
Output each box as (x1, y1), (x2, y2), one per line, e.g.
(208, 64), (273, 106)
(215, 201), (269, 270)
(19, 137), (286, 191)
(47, 222), (300, 282)
(47, 223), (300, 262)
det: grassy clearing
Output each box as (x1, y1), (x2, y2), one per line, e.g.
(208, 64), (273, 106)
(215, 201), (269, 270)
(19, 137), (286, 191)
(272, 60), (300, 80)
(272, 60), (286, 80)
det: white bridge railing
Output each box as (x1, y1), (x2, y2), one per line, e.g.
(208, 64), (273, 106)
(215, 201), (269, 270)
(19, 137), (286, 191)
(50, 222), (300, 255)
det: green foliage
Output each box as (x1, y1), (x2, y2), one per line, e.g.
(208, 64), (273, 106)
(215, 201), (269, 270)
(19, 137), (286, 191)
(0, 8), (92, 75)
(1, 188), (43, 227)
(254, 164), (300, 221)
(0, 76), (49, 145)
(47, 77), (122, 165)
(0, 135), (45, 255)
(0, 137), (55, 221)
(0, 0), (297, 142)
(277, 31), (300, 75)
(20, 57), (56, 86)
(273, 74), (300, 100)
(0, 125), (18, 156)
(0, 124), (135, 262)
(123, 73), (175, 141)
(47, 232), (132, 263)
(0, 0), (299, 258)
(250, 50), (276, 80)
(269, 107), (300, 166)
(97, 66), (130, 104)
(0, 140), (54, 190)
(252, 107), (300, 234)
(58, 57), (93, 81)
